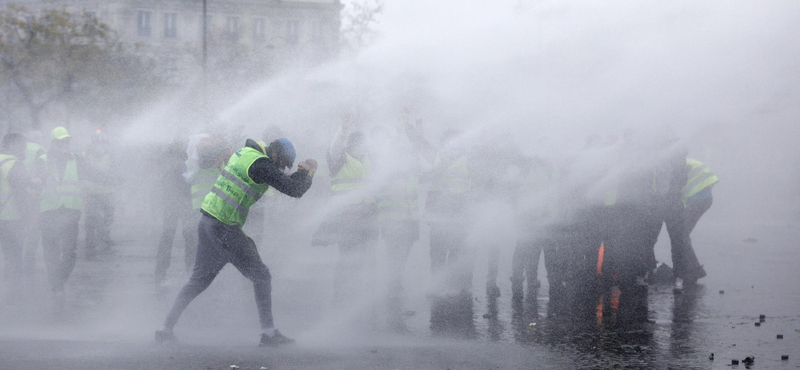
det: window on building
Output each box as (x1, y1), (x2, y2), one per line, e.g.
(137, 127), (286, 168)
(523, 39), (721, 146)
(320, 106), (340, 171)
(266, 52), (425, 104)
(286, 20), (299, 45)
(225, 16), (240, 41)
(253, 18), (266, 42)
(164, 13), (177, 38)
(137, 11), (151, 37)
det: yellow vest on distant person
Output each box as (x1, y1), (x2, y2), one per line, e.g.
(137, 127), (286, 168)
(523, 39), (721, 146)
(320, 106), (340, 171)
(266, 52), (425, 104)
(683, 158), (718, 203)
(331, 153), (374, 204)
(40, 154), (83, 212)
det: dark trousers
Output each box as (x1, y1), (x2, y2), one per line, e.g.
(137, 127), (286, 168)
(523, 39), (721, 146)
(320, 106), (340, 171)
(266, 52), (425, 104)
(511, 237), (543, 293)
(164, 214), (274, 330)
(671, 197), (712, 280)
(85, 193), (114, 256)
(0, 220), (24, 297)
(609, 204), (661, 283)
(40, 208), (81, 292)
(155, 205), (197, 282)
(430, 222), (472, 291)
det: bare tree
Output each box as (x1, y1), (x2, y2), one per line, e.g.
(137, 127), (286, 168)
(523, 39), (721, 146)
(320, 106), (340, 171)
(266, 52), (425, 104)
(341, 0), (384, 51)
(0, 5), (161, 129)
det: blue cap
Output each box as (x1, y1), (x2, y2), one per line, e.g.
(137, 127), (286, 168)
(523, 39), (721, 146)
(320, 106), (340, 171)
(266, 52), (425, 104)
(276, 138), (296, 167)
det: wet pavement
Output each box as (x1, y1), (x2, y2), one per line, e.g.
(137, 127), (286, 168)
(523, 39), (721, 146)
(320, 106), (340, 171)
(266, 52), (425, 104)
(1, 217), (799, 369)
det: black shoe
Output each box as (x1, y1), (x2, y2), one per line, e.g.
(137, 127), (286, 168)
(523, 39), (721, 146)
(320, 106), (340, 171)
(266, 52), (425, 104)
(259, 330), (295, 347)
(155, 330), (176, 343)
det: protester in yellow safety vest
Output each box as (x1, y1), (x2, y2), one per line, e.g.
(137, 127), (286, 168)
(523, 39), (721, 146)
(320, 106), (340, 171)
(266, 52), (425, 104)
(22, 131), (46, 271)
(83, 130), (117, 259)
(671, 157), (718, 290)
(157, 137), (316, 347)
(370, 108), (425, 329)
(0, 133), (33, 303)
(37, 127), (84, 307)
(315, 112), (379, 307)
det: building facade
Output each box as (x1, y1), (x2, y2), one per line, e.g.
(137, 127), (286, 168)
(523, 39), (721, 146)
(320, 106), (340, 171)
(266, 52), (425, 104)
(5, 0), (342, 76)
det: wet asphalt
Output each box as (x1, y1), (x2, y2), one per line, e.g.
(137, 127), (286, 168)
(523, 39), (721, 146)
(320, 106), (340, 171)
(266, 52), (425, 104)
(0, 217), (798, 370)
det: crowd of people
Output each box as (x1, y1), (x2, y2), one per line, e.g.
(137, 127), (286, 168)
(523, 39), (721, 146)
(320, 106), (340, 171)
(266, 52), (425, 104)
(0, 114), (719, 346)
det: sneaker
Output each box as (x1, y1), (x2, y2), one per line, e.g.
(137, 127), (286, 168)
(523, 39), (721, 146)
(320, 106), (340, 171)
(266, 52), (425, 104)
(155, 330), (177, 343)
(635, 276), (648, 286)
(673, 278), (684, 293)
(259, 330), (294, 347)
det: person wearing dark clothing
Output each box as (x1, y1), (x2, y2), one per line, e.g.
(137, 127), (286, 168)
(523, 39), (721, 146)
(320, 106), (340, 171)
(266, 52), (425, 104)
(670, 158), (716, 290)
(510, 157), (555, 301)
(157, 138), (315, 347)
(38, 127), (85, 303)
(0, 133), (31, 303)
(154, 140), (194, 285)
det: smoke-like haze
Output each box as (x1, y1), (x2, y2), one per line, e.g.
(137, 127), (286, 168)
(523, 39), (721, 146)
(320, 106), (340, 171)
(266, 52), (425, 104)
(8, 0), (800, 349)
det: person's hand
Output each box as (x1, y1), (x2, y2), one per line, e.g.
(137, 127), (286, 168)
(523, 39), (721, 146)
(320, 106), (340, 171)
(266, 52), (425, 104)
(299, 159), (318, 175)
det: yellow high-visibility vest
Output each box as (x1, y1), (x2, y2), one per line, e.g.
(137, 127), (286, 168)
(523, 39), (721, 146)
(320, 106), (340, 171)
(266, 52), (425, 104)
(683, 158), (718, 203)
(40, 154), (83, 212)
(331, 153), (374, 204)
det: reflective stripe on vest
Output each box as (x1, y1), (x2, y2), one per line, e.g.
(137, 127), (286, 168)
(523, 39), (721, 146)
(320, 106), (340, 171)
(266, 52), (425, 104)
(190, 167), (220, 210)
(331, 152), (374, 204)
(0, 155), (20, 220)
(201, 146), (270, 226)
(682, 158), (718, 202)
(40, 154), (83, 212)
(433, 155), (470, 194)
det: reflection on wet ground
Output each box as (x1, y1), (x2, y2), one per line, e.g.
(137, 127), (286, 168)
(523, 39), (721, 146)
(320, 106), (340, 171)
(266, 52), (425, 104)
(2, 221), (799, 369)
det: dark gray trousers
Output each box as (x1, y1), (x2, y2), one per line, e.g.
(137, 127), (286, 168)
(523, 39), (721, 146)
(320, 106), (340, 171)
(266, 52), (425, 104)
(164, 214), (274, 330)
(671, 197), (712, 280)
